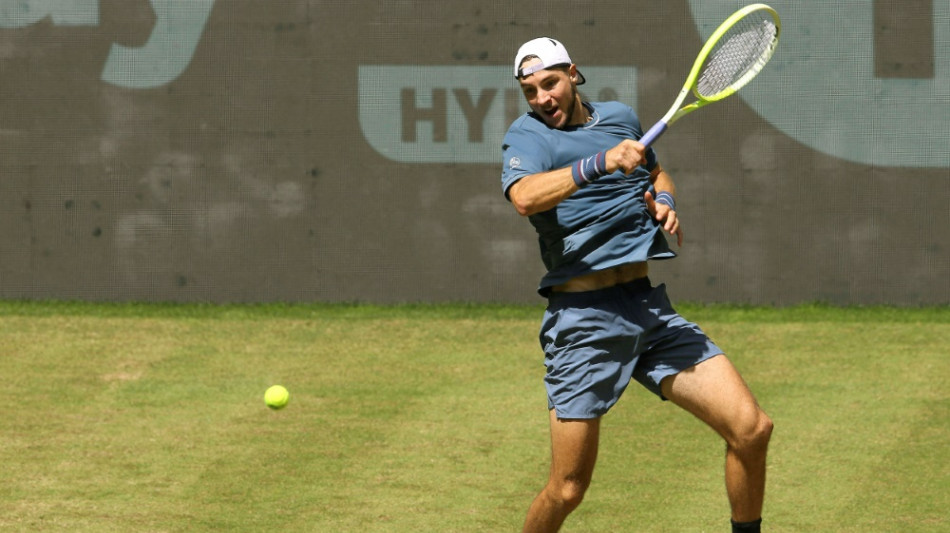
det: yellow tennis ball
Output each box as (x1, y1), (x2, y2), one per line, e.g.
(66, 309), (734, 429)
(264, 385), (289, 410)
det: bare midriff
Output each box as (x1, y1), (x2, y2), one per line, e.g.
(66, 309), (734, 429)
(550, 262), (649, 293)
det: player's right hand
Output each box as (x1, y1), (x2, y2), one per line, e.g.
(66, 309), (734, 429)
(605, 140), (647, 175)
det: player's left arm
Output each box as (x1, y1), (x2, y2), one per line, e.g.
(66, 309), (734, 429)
(644, 164), (683, 246)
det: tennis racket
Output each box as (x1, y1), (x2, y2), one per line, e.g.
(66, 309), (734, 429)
(639, 3), (781, 147)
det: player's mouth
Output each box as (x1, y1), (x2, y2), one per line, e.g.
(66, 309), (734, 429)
(540, 106), (561, 124)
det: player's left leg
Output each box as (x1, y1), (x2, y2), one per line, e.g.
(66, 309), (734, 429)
(660, 354), (773, 524)
(522, 411), (601, 533)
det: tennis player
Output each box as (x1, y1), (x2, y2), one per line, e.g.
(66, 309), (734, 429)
(501, 37), (773, 533)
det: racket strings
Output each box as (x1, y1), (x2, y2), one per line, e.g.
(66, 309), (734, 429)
(696, 14), (777, 98)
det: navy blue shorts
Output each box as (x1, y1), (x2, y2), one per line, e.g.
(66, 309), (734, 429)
(539, 277), (723, 419)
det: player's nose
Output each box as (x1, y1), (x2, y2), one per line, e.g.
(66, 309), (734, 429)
(536, 89), (553, 106)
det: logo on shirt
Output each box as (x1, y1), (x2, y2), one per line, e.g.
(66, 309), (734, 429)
(509, 157), (521, 169)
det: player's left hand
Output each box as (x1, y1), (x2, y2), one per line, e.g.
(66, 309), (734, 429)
(645, 190), (683, 246)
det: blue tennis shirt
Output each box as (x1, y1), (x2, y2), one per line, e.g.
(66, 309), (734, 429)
(501, 101), (676, 295)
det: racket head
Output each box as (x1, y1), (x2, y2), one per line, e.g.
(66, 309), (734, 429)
(687, 4), (780, 103)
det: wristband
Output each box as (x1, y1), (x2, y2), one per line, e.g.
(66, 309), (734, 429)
(654, 191), (676, 210)
(571, 150), (608, 188)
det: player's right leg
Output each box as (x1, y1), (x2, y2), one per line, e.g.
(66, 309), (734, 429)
(660, 355), (772, 524)
(522, 410), (600, 533)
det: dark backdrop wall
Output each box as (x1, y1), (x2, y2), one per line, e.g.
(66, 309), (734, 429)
(0, 0), (947, 305)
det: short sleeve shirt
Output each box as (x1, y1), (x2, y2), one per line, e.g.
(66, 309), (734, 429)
(501, 101), (675, 295)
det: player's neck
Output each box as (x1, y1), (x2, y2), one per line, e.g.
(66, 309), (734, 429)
(566, 99), (591, 127)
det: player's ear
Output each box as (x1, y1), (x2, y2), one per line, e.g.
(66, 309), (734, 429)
(570, 64), (578, 83)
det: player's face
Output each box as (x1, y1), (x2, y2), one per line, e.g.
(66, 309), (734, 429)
(518, 62), (582, 129)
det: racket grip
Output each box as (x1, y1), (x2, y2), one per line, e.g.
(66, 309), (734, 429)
(639, 121), (668, 148)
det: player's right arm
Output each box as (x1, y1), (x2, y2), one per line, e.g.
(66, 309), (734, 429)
(507, 167), (578, 217)
(507, 139), (650, 217)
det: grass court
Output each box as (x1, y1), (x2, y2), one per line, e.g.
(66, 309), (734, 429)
(1, 302), (946, 531)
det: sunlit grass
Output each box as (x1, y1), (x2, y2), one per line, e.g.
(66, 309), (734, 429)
(0, 302), (946, 531)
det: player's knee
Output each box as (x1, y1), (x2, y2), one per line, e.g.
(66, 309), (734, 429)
(731, 408), (773, 455)
(752, 411), (773, 449)
(551, 478), (590, 511)
(560, 482), (588, 510)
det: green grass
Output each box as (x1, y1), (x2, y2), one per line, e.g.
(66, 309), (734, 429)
(0, 302), (946, 532)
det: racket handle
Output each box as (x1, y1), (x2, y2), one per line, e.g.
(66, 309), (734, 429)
(639, 121), (668, 148)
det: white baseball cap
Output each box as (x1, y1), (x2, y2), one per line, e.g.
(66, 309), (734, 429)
(514, 37), (586, 85)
